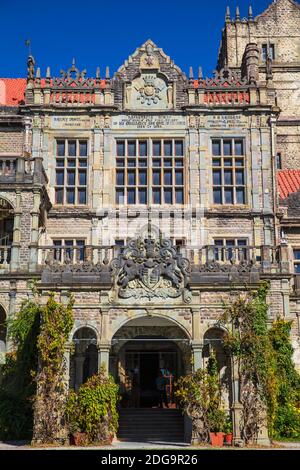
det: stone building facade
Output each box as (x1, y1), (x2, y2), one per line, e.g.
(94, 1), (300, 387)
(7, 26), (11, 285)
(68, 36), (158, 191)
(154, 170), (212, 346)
(0, 0), (300, 445)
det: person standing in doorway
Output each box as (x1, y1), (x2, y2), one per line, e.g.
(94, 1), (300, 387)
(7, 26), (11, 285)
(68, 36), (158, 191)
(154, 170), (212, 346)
(156, 370), (168, 408)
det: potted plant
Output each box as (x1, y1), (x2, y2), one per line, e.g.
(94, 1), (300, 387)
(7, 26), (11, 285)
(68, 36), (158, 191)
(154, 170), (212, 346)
(208, 408), (227, 447)
(224, 416), (233, 445)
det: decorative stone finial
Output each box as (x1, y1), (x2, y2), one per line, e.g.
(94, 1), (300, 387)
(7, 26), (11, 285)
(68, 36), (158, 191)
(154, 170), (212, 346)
(105, 66), (110, 79)
(46, 67), (51, 78)
(248, 5), (253, 20)
(226, 6), (230, 21)
(189, 66), (194, 79)
(36, 67), (41, 79)
(198, 66), (203, 80)
(96, 67), (100, 79)
(72, 57), (76, 67)
(236, 6), (240, 20)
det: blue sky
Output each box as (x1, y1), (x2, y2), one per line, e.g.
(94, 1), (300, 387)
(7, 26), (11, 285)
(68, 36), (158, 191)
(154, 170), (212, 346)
(0, 0), (278, 78)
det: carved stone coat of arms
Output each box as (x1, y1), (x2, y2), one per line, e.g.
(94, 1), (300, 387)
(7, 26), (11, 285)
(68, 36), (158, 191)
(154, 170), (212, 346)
(110, 238), (191, 303)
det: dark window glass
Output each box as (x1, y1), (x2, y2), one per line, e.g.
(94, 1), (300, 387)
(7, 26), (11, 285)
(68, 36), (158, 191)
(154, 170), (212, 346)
(236, 188), (245, 204)
(294, 250), (300, 260)
(236, 170), (244, 185)
(116, 189), (124, 204)
(175, 141), (184, 156)
(56, 159), (65, 167)
(127, 189), (136, 204)
(212, 140), (221, 156)
(213, 159), (221, 167)
(235, 140), (244, 156)
(79, 159), (87, 167)
(78, 171), (86, 186)
(235, 159), (244, 167)
(224, 158), (232, 167)
(213, 188), (222, 204)
(175, 189), (183, 204)
(164, 171), (172, 185)
(223, 140), (232, 156)
(139, 159), (147, 167)
(56, 170), (64, 185)
(68, 140), (76, 156)
(67, 188), (75, 204)
(153, 159), (161, 167)
(164, 159), (172, 167)
(79, 141), (87, 156)
(117, 159), (125, 167)
(153, 170), (161, 185)
(276, 153), (282, 170)
(67, 159), (76, 167)
(153, 189), (161, 204)
(57, 141), (65, 156)
(164, 140), (172, 156)
(138, 189), (147, 204)
(237, 240), (247, 246)
(115, 240), (125, 246)
(67, 171), (75, 186)
(225, 188), (233, 204)
(128, 159), (136, 167)
(76, 240), (85, 261)
(295, 264), (300, 274)
(175, 159), (184, 167)
(139, 141), (147, 157)
(139, 171), (147, 185)
(213, 170), (222, 185)
(117, 141), (125, 157)
(224, 170), (233, 185)
(164, 188), (172, 204)
(55, 188), (63, 204)
(128, 171), (136, 186)
(128, 141), (136, 157)
(153, 141), (161, 156)
(175, 170), (183, 185)
(78, 189), (87, 204)
(116, 171), (125, 186)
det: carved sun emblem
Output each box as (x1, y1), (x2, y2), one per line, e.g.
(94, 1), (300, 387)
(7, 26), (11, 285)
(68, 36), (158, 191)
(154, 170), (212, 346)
(137, 77), (162, 105)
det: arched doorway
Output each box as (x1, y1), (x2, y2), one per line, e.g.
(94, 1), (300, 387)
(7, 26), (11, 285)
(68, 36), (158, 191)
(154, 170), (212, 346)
(70, 327), (98, 391)
(0, 198), (14, 265)
(0, 305), (6, 363)
(111, 316), (191, 408)
(203, 327), (232, 411)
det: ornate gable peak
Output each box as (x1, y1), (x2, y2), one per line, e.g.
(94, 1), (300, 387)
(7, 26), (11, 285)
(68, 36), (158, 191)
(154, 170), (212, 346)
(256, 0), (300, 20)
(116, 39), (186, 78)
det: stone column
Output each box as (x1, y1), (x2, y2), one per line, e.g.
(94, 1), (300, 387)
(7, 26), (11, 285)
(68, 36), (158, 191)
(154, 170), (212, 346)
(192, 341), (203, 371)
(29, 190), (41, 272)
(98, 308), (111, 374)
(231, 356), (244, 447)
(191, 308), (203, 370)
(10, 191), (22, 272)
(63, 343), (72, 389)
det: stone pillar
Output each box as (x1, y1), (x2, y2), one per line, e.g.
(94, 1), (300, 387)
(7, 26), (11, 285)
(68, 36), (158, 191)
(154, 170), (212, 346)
(10, 191), (22, 272)
(29, 190), (41, 272)
(192, 341), (203, 371)
(97, 342), (111, 374)
(231, 356), (244, 447)
(63, 343), (71, 388)
(191, 308), (203, 370)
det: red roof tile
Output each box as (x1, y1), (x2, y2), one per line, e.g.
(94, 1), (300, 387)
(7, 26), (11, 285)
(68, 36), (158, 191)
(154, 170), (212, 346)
(277, 170), (300, 199)
(0, 79), (26, 106)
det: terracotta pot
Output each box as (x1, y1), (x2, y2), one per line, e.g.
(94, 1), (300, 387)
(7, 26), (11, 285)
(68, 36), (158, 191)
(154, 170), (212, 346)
(225, 433), (233, 445)
(210, 432), (224, 447)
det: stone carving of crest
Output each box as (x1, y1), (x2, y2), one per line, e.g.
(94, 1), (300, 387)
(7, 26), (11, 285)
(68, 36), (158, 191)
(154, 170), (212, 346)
(111, 237), (191, 303)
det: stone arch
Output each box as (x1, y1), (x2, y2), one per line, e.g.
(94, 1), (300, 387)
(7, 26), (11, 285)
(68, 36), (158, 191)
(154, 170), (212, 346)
(69, 322), (100, 343)
(203, 326), (232, 411)
(69, 326), (99, 391)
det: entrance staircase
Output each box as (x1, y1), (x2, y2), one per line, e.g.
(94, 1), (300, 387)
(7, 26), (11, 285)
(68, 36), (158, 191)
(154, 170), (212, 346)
(118, 408), (185, 443)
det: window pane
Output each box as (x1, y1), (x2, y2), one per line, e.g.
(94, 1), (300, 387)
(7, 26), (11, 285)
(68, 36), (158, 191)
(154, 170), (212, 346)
(214, 240), (224, 246)
(117, 159), (125, 167)
(236, 188), (245, 204)
(164, 159), (172, 167)
(164, 171), (172, 185)
(153, 170), (161, 185)
(78, 189), (87, 204)
(57, 141), (65, 156)
(67, 189), (75, 204)
(153, 159), (161, 167)
(139, 159), (147, 167)
(139, 171), (147, 185)
(295, 264), (300, 274)
(294, 250), (300, 260)
(226, 240), (235, 246)
(224, 170), (233, 185)
(224, 158), (232, 167)
(116, 171), (125, 186)
(127, 189), (136, 204)
(164, 188), (172, 204)
(235, 140), (244, 156)
(213, 170), (221, 185)
(212, 140), (221, 156)
(79, 159), (87, 167)
(55, 188), (63, 204)
(138, 189), (147, 204)
(237, 240), (247, 246)
(235, 159), (244, 167)
(139, 141), (147, 157)
(175, 141), (184, 156)
(68, 140), (76, 156)
(236, 170), (244, 185)
(128, 171), (136, 186)
(67, 159), (76, 167)
(79, 141), (87, 156)
(67, 171), (75, 186)
(78, 171), (86, 186)
(225, 188), (233, 204)
(56, 159), (65, 167)
(223, 140), (232, 156)
(213, 188), (222, 204)
(175, 170), (183, 185)
(164, 140), (172, 156)
(175, 189), (183, 204)
(65, 240), (74, 247)
(56, 170), (64, 185)
(117, 141), (125, 157)
(116, 189), (124, 204)
(128, 141), (136, 157)
(153, 141), (161, 156)
(128, 159), (136, 167)
(262, 45), (268, 61)
(153, 189), (161, 204)
(213, 159), (221, 167)
(175, 159), (184, 167)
